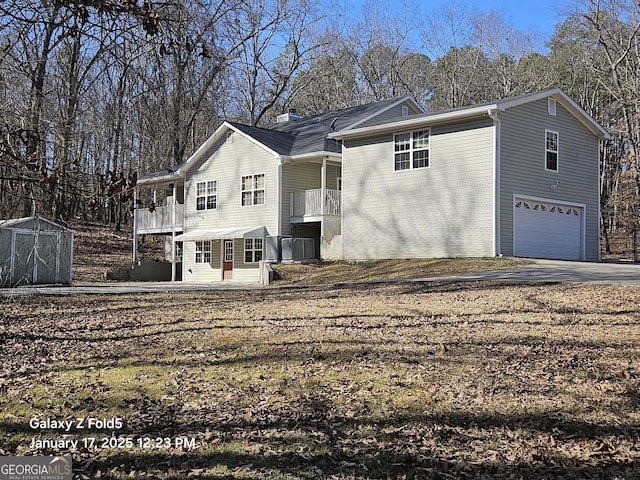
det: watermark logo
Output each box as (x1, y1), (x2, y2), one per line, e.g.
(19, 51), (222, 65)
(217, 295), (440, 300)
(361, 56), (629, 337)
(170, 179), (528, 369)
(0, 456), (72, 480)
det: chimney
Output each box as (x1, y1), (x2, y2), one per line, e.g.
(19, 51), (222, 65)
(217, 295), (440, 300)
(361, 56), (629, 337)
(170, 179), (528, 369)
(276, 108), (303, 123)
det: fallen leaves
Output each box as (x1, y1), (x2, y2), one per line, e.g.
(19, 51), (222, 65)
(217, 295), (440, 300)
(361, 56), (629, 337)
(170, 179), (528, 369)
(2, 282), (640, 478)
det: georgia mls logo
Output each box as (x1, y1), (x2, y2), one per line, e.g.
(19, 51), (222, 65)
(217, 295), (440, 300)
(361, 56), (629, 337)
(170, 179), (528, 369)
(0, 456), (72, 480)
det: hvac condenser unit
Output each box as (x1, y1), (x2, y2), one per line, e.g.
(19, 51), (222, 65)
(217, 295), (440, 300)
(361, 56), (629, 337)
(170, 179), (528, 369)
(281, 237), (315, 262)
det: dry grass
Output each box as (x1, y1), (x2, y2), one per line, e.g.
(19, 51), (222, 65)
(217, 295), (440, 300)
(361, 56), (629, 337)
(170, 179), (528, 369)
(72, 222), (163, 283)
(272, 258), (526, 285)
(2, 281), (640, 479)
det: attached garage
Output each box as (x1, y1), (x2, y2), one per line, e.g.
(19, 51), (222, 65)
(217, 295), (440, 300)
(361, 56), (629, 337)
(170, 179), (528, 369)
(0, 216), (74, 286)
(513, 197), (584, 260)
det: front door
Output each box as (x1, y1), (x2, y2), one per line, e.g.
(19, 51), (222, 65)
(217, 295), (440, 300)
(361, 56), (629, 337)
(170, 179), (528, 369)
(223, 240), (233, 280)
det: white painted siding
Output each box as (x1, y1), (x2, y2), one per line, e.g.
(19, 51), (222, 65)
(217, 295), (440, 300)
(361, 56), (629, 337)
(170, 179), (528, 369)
(341, 119), (495, 260)
(181, 131), (277, 281)
(499, 99), (600, 261)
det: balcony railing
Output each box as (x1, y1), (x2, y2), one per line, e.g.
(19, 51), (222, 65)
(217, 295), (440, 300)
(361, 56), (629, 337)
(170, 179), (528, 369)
(291, 189), (341, 218)
(136, 204), (184, 233)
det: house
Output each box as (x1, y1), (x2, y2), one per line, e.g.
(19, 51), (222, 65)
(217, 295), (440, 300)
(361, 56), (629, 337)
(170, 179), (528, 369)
(133, 88), (610, 283)
(0, 216), (74, 286)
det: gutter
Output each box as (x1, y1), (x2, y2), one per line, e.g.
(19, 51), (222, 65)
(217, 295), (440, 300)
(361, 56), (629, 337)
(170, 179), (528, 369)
(328, 104), (499, 140)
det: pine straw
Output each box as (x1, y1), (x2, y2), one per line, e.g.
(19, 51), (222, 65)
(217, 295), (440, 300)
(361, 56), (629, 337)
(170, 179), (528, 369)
(1, 281), (640, 479)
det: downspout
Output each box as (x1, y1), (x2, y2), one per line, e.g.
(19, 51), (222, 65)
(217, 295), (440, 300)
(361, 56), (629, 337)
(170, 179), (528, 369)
(488, 109), (501, 257)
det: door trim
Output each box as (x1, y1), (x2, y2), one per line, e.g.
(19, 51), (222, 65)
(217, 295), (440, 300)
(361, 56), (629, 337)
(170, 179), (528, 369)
(222, 239), (233, 280)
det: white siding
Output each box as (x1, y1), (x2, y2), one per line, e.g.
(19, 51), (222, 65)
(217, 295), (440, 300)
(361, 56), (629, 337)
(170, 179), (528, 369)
(499, 99), (600, 261)
(341, 119), (495, 260)
(181, 131), (277, 281)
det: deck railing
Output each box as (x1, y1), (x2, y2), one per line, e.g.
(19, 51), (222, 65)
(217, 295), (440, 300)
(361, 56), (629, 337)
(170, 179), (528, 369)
(291, 189), (341, 218)
(136, 204), (184, 232)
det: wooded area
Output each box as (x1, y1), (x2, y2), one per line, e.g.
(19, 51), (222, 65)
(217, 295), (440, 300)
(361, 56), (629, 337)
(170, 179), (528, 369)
(0, 0), (638, 248)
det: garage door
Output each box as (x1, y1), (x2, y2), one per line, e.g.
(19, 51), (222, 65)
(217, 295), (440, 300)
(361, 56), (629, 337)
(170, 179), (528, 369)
(514, 198), (583, 260)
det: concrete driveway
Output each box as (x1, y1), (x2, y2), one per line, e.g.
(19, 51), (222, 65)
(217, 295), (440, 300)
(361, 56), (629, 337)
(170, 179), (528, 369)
(2, 259), (640, 296)
(455, 259), (640, 285)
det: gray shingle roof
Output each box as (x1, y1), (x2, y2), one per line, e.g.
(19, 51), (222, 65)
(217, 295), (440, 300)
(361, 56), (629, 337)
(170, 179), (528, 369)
(139, 97), (412, 181)
(232, 97), (407, 156)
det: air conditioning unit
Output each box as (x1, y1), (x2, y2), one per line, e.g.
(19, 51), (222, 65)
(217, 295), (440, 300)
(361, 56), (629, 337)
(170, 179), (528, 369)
(281, 237), (315, 262)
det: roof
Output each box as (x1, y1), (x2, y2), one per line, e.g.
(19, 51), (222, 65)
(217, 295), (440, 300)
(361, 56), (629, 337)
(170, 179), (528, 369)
(329, 88), (611, 141)
(138, 96), (423, 183)
(138, 89), (608, 186)
(219, 96), (422, 158)
(174, 226), (265, 242)
(0, 216), (74, 232)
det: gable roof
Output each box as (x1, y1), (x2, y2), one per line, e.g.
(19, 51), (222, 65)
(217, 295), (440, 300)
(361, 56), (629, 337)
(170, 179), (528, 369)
(0, 216), (74, 232)
(329, 88), (611, 141)
(138, 96), (423, 184)
(225, 96), (423, 158)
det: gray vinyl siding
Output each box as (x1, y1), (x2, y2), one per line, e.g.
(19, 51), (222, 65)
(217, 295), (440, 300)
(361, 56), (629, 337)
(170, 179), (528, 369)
(356, 101), (421, 128)
(499, 99), (600, 260)
(181, 131), (277, 282)
(341, 118), (495, 260)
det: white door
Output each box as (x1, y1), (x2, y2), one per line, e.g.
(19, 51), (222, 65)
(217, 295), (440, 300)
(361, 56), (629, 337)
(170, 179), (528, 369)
(514, 198), (583, 260)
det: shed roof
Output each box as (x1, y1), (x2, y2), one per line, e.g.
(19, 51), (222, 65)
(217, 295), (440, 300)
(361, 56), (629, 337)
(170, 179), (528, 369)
(0, 216), (74, 232)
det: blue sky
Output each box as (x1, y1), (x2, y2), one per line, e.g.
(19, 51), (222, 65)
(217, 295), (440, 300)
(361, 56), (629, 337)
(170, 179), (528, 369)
(341, 0), (570, 53)
(469, 0), (568, 37)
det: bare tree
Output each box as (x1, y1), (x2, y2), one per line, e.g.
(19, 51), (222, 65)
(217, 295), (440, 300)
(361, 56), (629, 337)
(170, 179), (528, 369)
(221, 0), (329, 125)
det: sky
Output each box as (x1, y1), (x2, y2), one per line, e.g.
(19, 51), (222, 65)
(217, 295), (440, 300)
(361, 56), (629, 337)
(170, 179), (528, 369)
(467, 0), (568, 38)
(342, 0), (571, 53)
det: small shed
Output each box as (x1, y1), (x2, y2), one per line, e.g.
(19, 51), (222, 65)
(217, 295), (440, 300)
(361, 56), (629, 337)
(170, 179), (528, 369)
(0, 216), (74, 286)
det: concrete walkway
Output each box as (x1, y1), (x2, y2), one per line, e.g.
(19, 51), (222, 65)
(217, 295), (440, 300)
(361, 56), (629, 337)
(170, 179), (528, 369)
(2, 259), (640, 297)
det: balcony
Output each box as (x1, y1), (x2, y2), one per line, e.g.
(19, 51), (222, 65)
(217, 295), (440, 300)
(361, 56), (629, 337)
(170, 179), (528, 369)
(290, 189), (340, 221)
(136, 204), (184, 234)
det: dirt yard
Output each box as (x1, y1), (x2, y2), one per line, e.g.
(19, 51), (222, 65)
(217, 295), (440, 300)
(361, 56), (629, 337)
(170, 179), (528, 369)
(1, 280), (640, 479)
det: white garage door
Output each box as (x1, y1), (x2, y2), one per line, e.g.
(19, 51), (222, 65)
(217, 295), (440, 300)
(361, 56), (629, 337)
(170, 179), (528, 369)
(514, 198), (583, 260)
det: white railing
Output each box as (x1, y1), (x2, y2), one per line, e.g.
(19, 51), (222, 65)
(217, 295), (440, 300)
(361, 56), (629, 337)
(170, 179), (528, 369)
(291, 189), (341, 218)
(137, 204), (184, 232)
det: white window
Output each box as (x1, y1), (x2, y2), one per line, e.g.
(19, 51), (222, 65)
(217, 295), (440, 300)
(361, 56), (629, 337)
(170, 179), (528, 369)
(394, 129), (430, 171)
(548, 98), (557, 116)
(195, 241), (211, 264)
(244, 238), (263, 263)
(196, 180), (217, 210)
(241, 174), (265, 206)
(545, 130), (559, 171)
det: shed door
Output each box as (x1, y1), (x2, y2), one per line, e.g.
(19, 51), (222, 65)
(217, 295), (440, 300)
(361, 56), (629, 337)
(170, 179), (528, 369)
(223, 240), (233, 280)
(514, 198), (583, 260)
(35, 233), (59, 284)
(14, 233), (36, 284)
